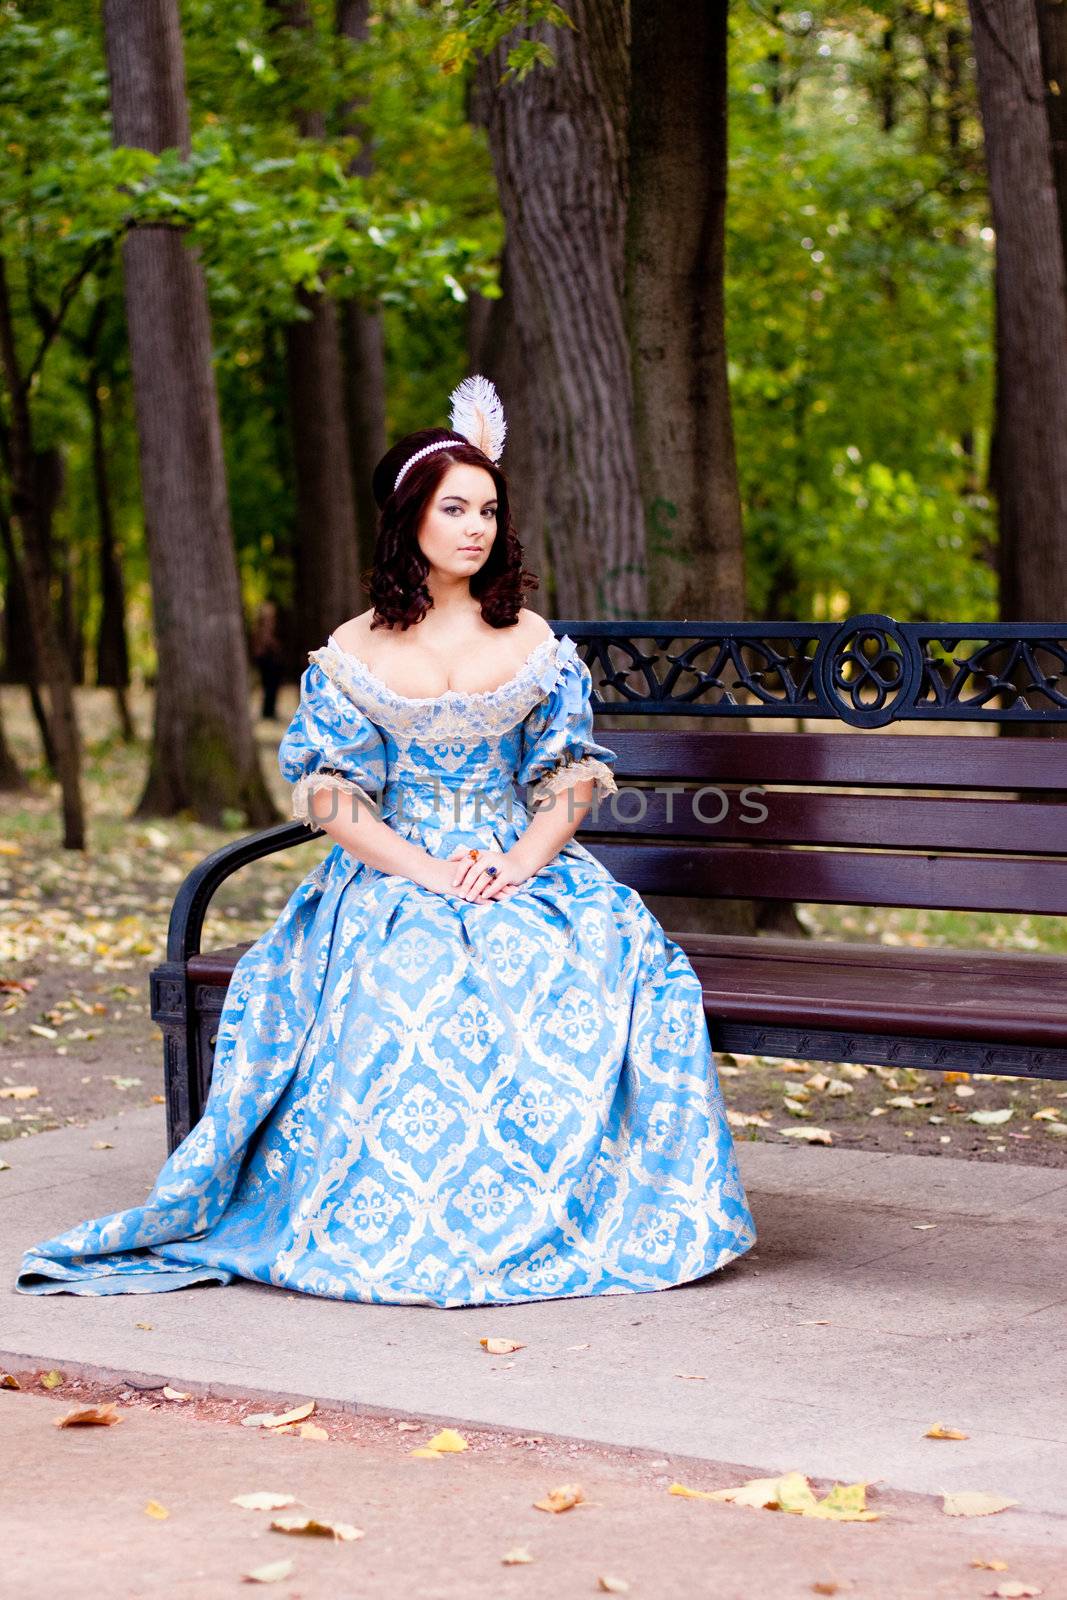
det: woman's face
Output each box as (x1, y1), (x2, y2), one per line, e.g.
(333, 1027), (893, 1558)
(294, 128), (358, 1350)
(417, 462), (499, 579)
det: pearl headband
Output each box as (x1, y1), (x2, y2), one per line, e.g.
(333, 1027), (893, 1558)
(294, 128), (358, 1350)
(392, 374), (507, 494)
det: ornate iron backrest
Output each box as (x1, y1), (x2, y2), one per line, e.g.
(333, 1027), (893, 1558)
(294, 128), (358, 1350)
(552, 613), (1067, 729)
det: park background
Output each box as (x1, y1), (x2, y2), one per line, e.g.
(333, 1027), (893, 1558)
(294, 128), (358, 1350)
(3, 0), (1067, 1157)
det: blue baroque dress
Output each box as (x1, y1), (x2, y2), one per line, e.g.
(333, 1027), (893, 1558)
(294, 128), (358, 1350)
(15, 632), (756, 1305)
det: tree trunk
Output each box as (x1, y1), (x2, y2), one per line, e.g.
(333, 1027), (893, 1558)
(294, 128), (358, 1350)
(87, 353), (135, 739)
(336, 0), (388, 569)
(625, 0), (745, 622)
(0, 259), (86, 846)
(467, 246), (551, 613)
(103, 0), (276, 823)
(268, 0), (362, 656)
(968, 0), (1067, 623)
(469, 0), (647, 620)
(1036, 0), (1067, 279)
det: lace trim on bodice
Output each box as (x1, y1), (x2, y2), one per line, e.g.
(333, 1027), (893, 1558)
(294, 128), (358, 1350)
(308, 632), (576, 738)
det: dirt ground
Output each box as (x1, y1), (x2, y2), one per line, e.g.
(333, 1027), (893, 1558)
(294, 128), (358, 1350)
(3, 1367), (1064, 1600)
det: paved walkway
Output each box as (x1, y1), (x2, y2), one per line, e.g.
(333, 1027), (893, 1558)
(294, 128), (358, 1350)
(3, 1111), (1066, 1546)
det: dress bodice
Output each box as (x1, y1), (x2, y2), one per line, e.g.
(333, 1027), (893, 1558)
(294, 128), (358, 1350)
(278, 630), (619, 861)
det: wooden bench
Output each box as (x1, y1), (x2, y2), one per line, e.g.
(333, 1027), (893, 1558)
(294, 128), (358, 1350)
(150, 613), (1067, 1154)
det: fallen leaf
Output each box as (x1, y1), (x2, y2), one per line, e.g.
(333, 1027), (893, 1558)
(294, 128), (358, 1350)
(968, 1109), (1013, 1126)
(501, 1547), (534, 1565)
(409, 1447), (445, 1459)
(232, 1493), (297, 1511)
(424, 1428), (468, 1453)
(396, 1421), (420, 1432)
(705, 1474), (785, 1508)
(54, 1403), (122, 1428)
(162, 1386), (190, 1401)
(241, 1400), (316, 1429)
(985, 1585), (1042, 1598)
(941, 1490), (1019, 1518)
(1, 1373), (22, 1390)
(674, 1372), (708, 1381)
(135, 1322), (153, 1331)
(480, 1337), (525, 1355)
(971, 1559), (1010, 1571)
(241, 1558), (295, 1583)
(39, 1370), (64, 1390)
(566, 1343), (591, 1351)
(91, 1140), (113, 1150)
(597, 1578), (630, 1594)
(668, 1482), (720, 1501)
(144, 1500), (169, 1520)
(269, 1512), (363, 1540)
(534, 1482), (585, 1513)
(925, 1422), (969, 1440)
(779, 1126), (833, 1145)
(0, 1085), (39, 1099)
(297, 1422), (328, 1441)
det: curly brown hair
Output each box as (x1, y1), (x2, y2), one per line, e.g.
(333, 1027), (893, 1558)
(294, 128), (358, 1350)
(364, 429), (539, 631)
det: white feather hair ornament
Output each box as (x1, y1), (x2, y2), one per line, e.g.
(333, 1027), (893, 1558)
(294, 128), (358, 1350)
(392, 374), (508, 493)
(448, 374), (507, 462)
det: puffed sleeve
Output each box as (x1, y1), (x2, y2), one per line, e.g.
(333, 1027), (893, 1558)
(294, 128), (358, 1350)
(277, 660), (388, 827)
(516, 639), (619, 812)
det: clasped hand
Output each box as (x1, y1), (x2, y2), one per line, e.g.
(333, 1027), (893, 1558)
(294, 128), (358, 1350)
(438, 845), (526, 902)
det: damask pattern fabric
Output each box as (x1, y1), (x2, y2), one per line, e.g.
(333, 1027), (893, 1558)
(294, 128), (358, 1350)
(15, 632), (757, 1305)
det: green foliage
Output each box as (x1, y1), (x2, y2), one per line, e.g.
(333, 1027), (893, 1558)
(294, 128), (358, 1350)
(727, 0), (996, 620)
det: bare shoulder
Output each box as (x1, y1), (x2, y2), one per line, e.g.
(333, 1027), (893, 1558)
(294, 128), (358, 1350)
(332, 611), (387, 657)
(516, 609), (555, 646)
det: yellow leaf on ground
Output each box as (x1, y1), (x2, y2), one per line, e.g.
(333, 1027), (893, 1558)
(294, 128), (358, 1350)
(54, 1403), (121, 1428)
(941, 1491), (1019, 1517)
(480, 1337), (525, 1354)
(970, 1559), (1010, 1571)
(925, 1422), (969, 1440)
(597, 1578), (630, 1594)
(668, 1482), (720, 1501)
(298, 1422), (328, 1441)
(501, 1546), (534, 1564)
(39, 1370), (64, 1389)
(269, 1512), (363, 1540)
(241, 1400), (315, 1429)
(779, 1126), (834, 1145)
(533, 1482), (585, 1513)
(409, 1447), (445, 1458)
(162, 1386), (190, 1401)
(706, 1475), (785, 1508)
(232, 1493), (297, 1511)
(144, 1501), (169, 1519)
(1, 1085), (39, 1099)
(242, 1558), (295, 1583)
(424, 1428), (468, 1453)
(774, 1472), (821, 1513)
(803, 1481), (880, 1521)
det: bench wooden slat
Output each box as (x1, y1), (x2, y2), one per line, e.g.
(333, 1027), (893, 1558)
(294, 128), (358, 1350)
(672, 933), (1067, 1047)
(605, 729), (1067, 788)
(587, 791), (1067, 853)
(585, 842), (1067, 914)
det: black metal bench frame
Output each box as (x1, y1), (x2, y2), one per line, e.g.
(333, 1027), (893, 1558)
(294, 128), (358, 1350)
(150, 613), (1067, 1155)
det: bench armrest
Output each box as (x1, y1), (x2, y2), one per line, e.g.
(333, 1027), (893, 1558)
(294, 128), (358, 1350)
(166, 820), (321, 964)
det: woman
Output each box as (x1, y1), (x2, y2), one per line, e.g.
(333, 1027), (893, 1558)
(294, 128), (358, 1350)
(15, 376), (756, 1306)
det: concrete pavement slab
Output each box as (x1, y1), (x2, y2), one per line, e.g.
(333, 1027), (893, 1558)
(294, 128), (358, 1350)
(3, 1109), (1066, 1541)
